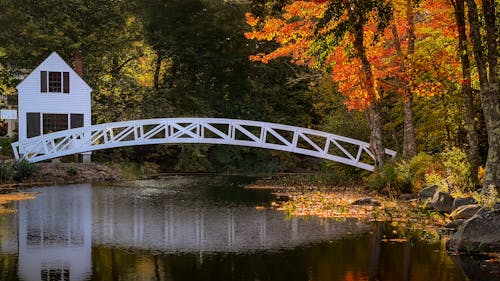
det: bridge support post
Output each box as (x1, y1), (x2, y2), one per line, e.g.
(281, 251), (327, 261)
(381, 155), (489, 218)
(81, 152), (91, 164)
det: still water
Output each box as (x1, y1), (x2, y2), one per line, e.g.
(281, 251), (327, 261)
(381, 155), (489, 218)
(0, 176), (481, 280)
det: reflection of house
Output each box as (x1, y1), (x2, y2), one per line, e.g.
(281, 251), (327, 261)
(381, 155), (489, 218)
(17, 185), (92, 281)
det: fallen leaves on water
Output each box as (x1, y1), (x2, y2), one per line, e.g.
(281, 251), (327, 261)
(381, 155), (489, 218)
(0, 192), (37, 214)
(272, 185), (445, 241)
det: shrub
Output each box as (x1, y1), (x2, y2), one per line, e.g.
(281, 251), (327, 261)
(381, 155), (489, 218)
(474, 185), (499, 208)
(66, 166), (78, 176)
(13, 159), (38, 181)
(368, 162), (397, 194)
(395, 160), (413, 194)
(439, 147), (473, 193)
(0, 160), (13, 183)
(140, 162), (160, 175)
(407, 152), (436, 192)
(370, 153), (438, 195)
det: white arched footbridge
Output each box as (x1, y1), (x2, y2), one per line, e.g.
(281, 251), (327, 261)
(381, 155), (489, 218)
(11, 118), (396, 171)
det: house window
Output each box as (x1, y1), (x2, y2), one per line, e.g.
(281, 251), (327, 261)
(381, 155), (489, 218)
(48, 72), (61, 92)
(43, 114), (68, 134)
(70, 113), (84, 129)
(41, 71), (70, 93)
(27, 112), (41, 138)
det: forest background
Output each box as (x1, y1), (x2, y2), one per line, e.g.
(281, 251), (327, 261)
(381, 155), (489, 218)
(0, 0), (498, 194)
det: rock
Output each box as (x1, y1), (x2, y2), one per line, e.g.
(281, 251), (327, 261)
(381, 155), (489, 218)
(494, 202), (500, 210)
(447, 209), (500, 252)
(431, 191), (454, 213)
(452, 197), (477, 211)
(450, 204), (481, 220)
(399, 193), (414, 201)
(418, 185), (437, 200)
(450, 254), (500, 281)
(351, 197), (381, 207)
(444, 219), (464, 231)
(423, 201), (434, 210)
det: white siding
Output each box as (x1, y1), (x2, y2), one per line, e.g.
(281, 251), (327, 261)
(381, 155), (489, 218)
(16, 52), (92, 141)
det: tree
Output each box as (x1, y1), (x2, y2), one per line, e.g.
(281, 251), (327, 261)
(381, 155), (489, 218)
(465, 0), (500, 189)
(245, 0), (392, 168)
(449, 0), (481, 186)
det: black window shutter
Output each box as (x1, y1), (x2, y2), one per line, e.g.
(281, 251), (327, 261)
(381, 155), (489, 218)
(70, 114), (84, 128)
(63, 72), (70, 93)
(27, 112), (41, 138)
(41, 71), (47, 92)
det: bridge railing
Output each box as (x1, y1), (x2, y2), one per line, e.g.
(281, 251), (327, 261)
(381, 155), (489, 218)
(12, 118), (396, 171)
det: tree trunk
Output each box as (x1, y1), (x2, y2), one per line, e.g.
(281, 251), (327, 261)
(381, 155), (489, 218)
(391, 20), (416, 159)
(402, 96), (416, 158)
(154, 52), (162, 91)
(352, 16), (385, 168)
(466, 0), (500, 189)
(481, 0), (500, 189)
(451, 0), (481, 187)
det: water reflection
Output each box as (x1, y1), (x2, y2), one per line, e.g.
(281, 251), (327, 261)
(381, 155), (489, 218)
(91, 181), (370, 252)
(0, 178), (472, 281)
(18, 185), (91, 281)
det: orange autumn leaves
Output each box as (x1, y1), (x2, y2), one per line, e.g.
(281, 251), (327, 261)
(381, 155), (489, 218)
(244, 0), (461, 111)
(245, 1), (327, 66)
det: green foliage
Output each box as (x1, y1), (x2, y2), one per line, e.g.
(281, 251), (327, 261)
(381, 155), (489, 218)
(66, 166), (78, 177)
(473, 185), (499, 208)
(111, 161), (160, 180)
(174, 145), (213, 173)
(13, 159), (37, 181)
(0, 160), (13, 183)
(407, 153), (436, 191)
(0, 137), (13, 156)
(369, 153), (439, 195)
(439, 147), (474, 193)
(368, 162), (397, 194)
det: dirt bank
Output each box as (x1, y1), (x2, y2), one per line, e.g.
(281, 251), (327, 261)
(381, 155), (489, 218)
(0, 163), (125, 191)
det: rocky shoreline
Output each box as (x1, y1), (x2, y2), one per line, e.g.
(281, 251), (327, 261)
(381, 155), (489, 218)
(0, 163), (124, 191)
(416, 185), (500, 253)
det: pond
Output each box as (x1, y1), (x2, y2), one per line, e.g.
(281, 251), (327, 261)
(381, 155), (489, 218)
(0, 176), (487, 280)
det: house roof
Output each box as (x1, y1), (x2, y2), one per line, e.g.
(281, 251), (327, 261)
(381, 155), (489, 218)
(16, 51), (92, 92)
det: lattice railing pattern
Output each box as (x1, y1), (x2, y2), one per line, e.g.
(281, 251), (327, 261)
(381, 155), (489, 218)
(11, 118), (396, 171)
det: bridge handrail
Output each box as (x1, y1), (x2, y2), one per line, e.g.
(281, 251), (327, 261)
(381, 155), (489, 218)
(11, 118), (396, 171)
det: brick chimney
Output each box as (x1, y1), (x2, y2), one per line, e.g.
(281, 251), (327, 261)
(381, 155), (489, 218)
(74, 51), (84, 77)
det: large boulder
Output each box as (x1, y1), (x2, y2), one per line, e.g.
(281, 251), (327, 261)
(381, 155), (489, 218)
(418, 185), (437, 201)
(452, 197), (477, 211)
(447, 209), (500, 252)
(450, 204), (481, 220)
(431, 191), (454, 213)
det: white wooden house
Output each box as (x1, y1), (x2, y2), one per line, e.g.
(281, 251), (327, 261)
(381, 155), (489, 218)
(16, 52), (92, 161)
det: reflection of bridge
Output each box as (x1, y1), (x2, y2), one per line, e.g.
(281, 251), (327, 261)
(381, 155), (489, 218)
(10, 183), (371, 281)
(12, 118), (396, 171)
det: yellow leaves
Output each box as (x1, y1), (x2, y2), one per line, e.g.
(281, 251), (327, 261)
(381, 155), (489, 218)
(0, 192), (37, 214)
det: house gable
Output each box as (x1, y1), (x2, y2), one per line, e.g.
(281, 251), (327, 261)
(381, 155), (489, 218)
(16, 52), (92, 93)
(16, 51), (93, 141)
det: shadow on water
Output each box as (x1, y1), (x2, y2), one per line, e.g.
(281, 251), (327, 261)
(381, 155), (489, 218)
(0, 176), (489, 280)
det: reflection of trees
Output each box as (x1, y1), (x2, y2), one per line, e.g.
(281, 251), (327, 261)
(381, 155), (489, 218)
(0, 210), (20, 280)
(369, 223), (382, 281)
